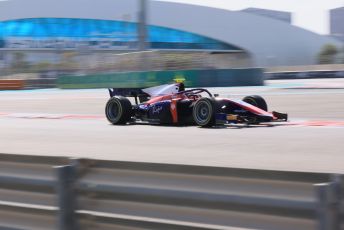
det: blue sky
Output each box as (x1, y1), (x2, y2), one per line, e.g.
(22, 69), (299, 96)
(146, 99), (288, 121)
(158, 0), (344, 34)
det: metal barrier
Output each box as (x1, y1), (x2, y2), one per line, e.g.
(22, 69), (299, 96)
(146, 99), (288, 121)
(72, 160), (344, 230)
(0, 154), (343, 230)
(0, 154), (69, 229)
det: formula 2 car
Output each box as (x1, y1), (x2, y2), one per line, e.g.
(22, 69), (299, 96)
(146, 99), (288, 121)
(105, 83), (288, 127)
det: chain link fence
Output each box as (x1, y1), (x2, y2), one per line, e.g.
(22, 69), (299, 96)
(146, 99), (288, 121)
(0, 49), (252, 79)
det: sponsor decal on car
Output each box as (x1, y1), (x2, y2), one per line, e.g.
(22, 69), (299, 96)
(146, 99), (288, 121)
(227, 114), (239, 121)
(152, 105), (163, 114)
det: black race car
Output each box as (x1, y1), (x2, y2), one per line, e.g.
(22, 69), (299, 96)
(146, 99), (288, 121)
(105, 83), (288, 127)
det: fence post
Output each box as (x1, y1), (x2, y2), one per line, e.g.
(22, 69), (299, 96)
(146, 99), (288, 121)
(55, 165), (78, 230)
(315, 180), (341, 230)
(331, 174), (344, 230)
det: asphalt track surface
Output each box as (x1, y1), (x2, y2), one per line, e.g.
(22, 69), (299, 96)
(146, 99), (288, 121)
(0, 79), (344, 173)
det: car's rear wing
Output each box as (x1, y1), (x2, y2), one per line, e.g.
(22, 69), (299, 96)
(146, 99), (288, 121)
(108, 88), (150, 104)
(108, 83), (184, 104)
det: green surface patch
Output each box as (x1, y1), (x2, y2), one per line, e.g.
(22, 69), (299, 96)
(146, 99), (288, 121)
(57, 69), (263, 89)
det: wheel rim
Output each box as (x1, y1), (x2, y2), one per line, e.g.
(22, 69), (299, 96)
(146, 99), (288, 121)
(106, 99), (122, 123)
(194, 100), (212, 125)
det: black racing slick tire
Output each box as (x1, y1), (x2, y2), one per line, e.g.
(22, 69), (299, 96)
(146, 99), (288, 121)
(105, 96), (132, 125)
(193, 98), (216, 127)
(243, 95), (268, 111)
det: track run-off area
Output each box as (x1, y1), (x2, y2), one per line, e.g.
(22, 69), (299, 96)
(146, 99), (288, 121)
(0, 79), (344, 173)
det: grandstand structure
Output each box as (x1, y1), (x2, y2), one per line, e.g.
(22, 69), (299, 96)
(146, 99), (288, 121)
(0, 0), (341, 72)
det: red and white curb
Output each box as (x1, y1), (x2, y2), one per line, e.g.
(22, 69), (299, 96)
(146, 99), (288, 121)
(286, 120), (344, 127)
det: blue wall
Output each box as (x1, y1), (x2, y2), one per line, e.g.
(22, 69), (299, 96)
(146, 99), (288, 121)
(0, 18), (242, 51)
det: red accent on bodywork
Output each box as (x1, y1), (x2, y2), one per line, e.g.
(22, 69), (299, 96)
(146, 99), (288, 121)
(145, 95), (166, 105)
(170, 99), (179, 123)
(145, 94), (187, 105)
(143, 91), (187, 124)
(143, 91), (192, 124)
(220, 98), (275, 119)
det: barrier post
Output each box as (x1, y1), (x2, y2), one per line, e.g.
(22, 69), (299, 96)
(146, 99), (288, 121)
(315, 180), (341, 230)
(55, 165), (79, 230)
(331, 175), (344, 229)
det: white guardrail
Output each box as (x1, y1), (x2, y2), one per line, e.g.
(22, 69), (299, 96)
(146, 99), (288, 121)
(0, 153), (343, 230)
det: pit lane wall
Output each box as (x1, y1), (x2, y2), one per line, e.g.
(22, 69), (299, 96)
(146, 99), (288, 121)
(57, 68), (264, 89)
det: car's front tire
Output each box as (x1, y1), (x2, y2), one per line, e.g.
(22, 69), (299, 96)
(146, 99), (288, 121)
(243, 95), (268, 111)
(193, 98), (216, 127)
(105, 96), (132, 125)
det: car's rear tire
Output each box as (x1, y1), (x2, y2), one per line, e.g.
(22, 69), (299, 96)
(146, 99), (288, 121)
(193, 98), (216, 127)
(105, 96), (132, 125)
(243, 95), (268, 111)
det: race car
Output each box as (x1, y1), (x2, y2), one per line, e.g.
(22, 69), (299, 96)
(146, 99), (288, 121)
(105, 82), (288, 127)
